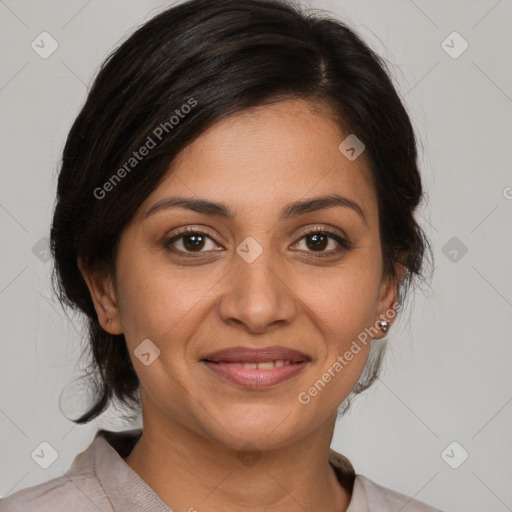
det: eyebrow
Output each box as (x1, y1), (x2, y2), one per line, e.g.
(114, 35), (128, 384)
(144, 193), (367, 225)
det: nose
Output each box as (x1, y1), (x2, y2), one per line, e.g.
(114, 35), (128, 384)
(217, 243), (298, 334)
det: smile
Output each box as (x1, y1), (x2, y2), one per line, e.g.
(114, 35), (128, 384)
(202, 360), (309, 388)
(200, 345), (311, 389)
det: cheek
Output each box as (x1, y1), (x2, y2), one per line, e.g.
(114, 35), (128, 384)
(115, 250), (219, 353)
(295, 261), (381, 341)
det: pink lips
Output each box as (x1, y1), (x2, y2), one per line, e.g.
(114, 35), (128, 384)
(201, 345), (311, 389)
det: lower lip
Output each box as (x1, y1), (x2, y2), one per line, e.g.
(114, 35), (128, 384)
(202, 361), (309, 389)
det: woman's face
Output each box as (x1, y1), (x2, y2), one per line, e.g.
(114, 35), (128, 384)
(86, 98), (400, 450)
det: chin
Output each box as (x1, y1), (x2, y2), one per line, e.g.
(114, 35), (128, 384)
(198, 403), (309, 451)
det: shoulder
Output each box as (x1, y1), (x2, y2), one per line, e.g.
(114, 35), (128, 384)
(352, 474), (444, 512)
(0, 436), (111, 512)
(0, 474), (109, 512)
(328, 448), (443, 512)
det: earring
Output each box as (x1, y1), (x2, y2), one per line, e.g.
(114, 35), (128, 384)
(377, 319), (389, 333)
(106, 318), (112, 324)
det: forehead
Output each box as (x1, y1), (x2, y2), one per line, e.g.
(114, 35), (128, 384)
(140, 98), (377, 225)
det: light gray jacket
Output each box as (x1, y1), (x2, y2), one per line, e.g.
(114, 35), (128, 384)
(0, 429), (443, 512)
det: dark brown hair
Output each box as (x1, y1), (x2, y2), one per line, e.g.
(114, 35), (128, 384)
(50, 0), (433, 424)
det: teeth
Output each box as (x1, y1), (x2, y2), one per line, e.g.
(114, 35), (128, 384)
(256, 361), (274, 370)
(213, 359), (301, 368)
(237, 360), (292, 369)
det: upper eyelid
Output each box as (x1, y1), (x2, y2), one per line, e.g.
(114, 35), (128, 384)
(295, 224), (347, 240)
(166, 225), (348, 249)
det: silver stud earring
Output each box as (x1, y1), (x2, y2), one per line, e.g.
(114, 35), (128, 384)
(106, 318), (112, 324)
(377, 319), (389, 332)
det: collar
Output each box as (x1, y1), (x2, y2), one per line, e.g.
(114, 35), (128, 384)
(73, 428), (358, 511)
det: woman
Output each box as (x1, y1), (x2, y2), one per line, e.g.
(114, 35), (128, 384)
(1, 0), (440, 510)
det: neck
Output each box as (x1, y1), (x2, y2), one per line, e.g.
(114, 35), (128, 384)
(124, 410), (351, 511)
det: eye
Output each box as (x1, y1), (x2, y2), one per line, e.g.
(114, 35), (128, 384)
(164, 225), (353, 258)
(291, 227), (352, 257)
(164, 227), (223, 256)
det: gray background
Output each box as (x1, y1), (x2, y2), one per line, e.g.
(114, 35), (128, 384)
(1, 1), (511, 510)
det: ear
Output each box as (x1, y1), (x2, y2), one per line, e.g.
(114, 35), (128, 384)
(77, 257), (123, 335)
(374, 261), (406, 339)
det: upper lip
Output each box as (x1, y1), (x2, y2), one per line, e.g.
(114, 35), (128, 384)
(201, 345), (311, 363)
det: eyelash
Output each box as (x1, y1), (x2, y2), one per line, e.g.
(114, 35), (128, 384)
(164, 226), (353, 259)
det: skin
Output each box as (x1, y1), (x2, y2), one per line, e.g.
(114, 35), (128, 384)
(79, 98), (403, 512)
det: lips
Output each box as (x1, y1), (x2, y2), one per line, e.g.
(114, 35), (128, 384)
(201, 345), (310, 364)
(201, 346), (311, 389)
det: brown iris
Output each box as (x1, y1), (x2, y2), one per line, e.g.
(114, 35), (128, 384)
(182, 233), (206, 251)
(305, 232), (328, 251)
